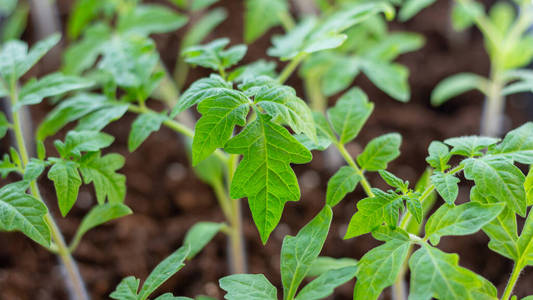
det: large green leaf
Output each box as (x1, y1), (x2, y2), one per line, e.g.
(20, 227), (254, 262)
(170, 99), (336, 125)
(0, 181), (50, 247)
(17, 73), (93, 109)
(430, 171), (460, 204)
(327, 87), (373, 144)
(281, 206), (332, 299)
(326, 166), (360, 207)
(226, 114), (312, 244)
(295, 266), (357, 300)
(219, 274), (277, 300)
(183, 38), (247, 71)
(192, 89), (250, 165)
(357, 133), (401, 171)
(353, 237), (411, 300)
(48, 159), (82, 216)
(431, 73), (487, 106)
(425, 202), (504, 245)
(464, 157), (527, 217)
(408, 244), (488, 300)
(128, 112), (168, 152)
(244, 0), (288, 43)
(79, 152), (126, 204)
(117, 4), (187, 36)
(488, 122), (533, 164)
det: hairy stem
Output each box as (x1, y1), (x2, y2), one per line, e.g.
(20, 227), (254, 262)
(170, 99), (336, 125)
(8, 83), (88, 300)
(501, 262), (523, 300)
(277, 53), (306, 84)
(335, 142), (374, 197)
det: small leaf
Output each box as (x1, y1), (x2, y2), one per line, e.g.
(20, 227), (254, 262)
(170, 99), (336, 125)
(405, 196), (423, 224)
(431, 73), (487, 106)
(353, 238), (411, 300)
(244, 0), (288, 43)
(425, 202), (504, 245)
(526, 168), (533, 206)
(431, 171), (460, 204)
(226, 114), (312, 244)
(23, 159), (46, 181)
(0, 112), (10, 139)
(155, 293), (192, 300)
(74, 203), (132, 245)
(399, 0), (436, 21)
(55, 130), (114, 158)
(129, 112), (167, 152)
(48, 160), (82, 216)
(451, 1), (485, 31)
(488, 122), (533, 164)
(219, 274), (277, 300)
(192, 89), (249, 165)
(181, 8), (227, 51)
(464, 157), (527, 217)
(0, 154), (17, 178)
(76, 102), (129, 132)
(360, 60), (410, 102)
(183, 38), (247, 71)
(138, 245), (191, 300)
(326, 166), (360, 207)
(117, 4), (188, 36)
(79, 152), (126, 204)
(281, 205), (333, 299)
(357, 133), (401, 171)
(110, 276), (140, 300)
(426, 141), (451, 171)
(306, 256), (358, 277)
(295, 266), (357, 300)
(63, 23), (111, 74)
(517, 209), (533, 266)
(0, 181), (51, 247)
(445, 136), (500, 157)
(183, 222), (222, 259)
(327, 87), (373, 144)
(17, 73), (93, 109)
(378, 170), (408, 192)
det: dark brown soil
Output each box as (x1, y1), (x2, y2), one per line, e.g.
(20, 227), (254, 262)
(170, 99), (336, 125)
(1, 0), (533, 299)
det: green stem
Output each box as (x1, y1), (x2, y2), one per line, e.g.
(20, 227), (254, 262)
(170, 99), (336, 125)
(335, 142), (374, 197)
(8, 82), (88, 300)
(481, 69), (504, 137)
(501, 262), (523, 300)
(277, 53), (306, 84)
(305, 74), (326, 112)
(226, 154), (247, 274)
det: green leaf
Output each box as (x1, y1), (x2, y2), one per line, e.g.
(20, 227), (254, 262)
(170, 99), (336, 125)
(281, 206), (332, 298)
(219, 274), (277, 300)
(192, 89), (249, 165)
(129, 112), (167, 152)
(23, 158), (46, 181)
(0, 111), (9, 139)
(409, 244), (486, 300)
(76, 102), (129, 132)
(526, 168), (533, 206)
(518, 209), (533, 266)
(48, 160), (82, 216)
(445, 136), (500, 157)
(138, 245), (190, 300)
(425, 202), (504, 245)
(378, 170), (408, 192)
(16, 73), (93, 109)
(360, 60), (410, 102)
(0, 181), (50, 247)
(183, 38), (247, 71)
(181, 8), (227, 51)
(295, 266), (357, 300)
(451, 1), (484, 31)
(431, 73), (487, 106)
(155, 293), (192, 300)
(464, 157), (527, 217)
(229, 60), (277, 82)
(189, 0), (219, 11)
(226, 114), (312, 243)
(430, 171), (460, 204)
(502, 80), (533, 96)
(306, 256), (358, 277)
(244, 0), (288, 43)
(193, 153), (224, 186)
(405, 195), (423, 224)
(118, 4), (187, 36)
(37, 93), (110, 140)
(345, 188), (403, 239)
(171, 75), (230, 118)
(63, 23), (111, 74)
(79, 152), (126, 204)
(357, 133), (401, 171)
(326, 166), (360, 207)
(2, 4), (29, 42)
(488, 122), (533, 164)
(489, 2), (515, 35)
(327, 87), (373, 144)
(426, 141), (451, 171)
(74, 203), (132, 245)
(110, 276), (140, 300)
(66, 0), (109, 39)
(55, 130), (114, 158)
(183, 222), (222, 259)
(353, 238), (411, 300)
(471, 186), (519, 260)
(0, 154), (17, 178)
(399, 0), (436, 21)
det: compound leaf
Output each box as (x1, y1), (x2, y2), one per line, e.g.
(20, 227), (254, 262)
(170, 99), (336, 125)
(226, 113), (312, 244)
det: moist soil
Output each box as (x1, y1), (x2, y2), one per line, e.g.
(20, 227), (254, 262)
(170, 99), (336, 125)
(1, 0), (533, 299)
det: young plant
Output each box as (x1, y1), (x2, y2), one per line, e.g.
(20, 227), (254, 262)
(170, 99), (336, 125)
(0, 34), (132, 300)
(431, 0), (533, 136)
